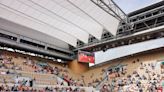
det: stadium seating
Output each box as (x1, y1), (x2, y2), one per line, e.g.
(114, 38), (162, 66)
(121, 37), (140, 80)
(0, 49), (164, 92)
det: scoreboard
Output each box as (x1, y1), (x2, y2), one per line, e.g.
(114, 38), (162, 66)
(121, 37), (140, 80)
(78, 51), (95, 63)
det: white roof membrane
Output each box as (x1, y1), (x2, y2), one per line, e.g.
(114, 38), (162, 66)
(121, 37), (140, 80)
(0, 2), (77, 46)
(0, 0), (121, 47)
(68, 0), (120, 35)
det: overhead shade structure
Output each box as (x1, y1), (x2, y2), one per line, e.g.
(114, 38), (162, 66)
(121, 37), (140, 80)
(28, 0), (103, 40)
(0, 0), (78, 46)
(66, 0), (120, 36)
(0, 0), (121, 47)
(0, 18), (69, 49)
(0, 3), (77, 47)
(16, 0), (91, 43)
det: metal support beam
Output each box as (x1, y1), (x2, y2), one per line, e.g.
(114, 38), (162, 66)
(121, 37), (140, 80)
(45, 45), (48, 50)
(16, 36), (20, 43)
(90, 0), (133, 35)
(90, 0), (128, 23)
(0, 37), (73, 60)
(143, 22), (151, 29)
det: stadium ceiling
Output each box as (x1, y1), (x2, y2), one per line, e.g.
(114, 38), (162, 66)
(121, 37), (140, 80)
(0, 0), (123, 48)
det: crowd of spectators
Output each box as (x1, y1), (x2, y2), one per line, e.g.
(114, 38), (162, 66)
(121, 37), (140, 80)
(0, 51), (104, 87)
(0, 54), (22, 70)
(100, 59), (163, 92)
(22, 57), (89, 87)
(0, 85), (87, 92)
(0, 51), (92, 91)
(1, 50), (164, 92)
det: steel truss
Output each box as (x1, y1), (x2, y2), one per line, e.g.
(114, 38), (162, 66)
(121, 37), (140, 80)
(90, 0), (133, 36)
(90, 0), (128, 22)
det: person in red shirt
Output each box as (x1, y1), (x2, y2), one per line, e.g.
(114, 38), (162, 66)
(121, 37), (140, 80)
(157, 85), (163, 92)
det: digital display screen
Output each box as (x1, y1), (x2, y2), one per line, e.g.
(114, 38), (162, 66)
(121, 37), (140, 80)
(78, 51), (95, 63)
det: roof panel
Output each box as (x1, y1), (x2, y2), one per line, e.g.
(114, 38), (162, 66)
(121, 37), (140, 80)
(17, 0), (90, 43)
(0, 3), (77, 46)
(0, 0), (121, 47)
(68, 0), (120, 35)
(0, 18), (69, 49)
(30, 0), (103, 40)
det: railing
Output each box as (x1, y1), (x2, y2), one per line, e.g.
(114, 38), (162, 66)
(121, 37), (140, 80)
(95, 76), (108, 90)
(95, 60), (123, 90)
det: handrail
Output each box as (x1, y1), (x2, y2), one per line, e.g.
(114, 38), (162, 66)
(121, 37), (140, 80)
(95, 60), (123, 89)
(95, 76), (108, 90)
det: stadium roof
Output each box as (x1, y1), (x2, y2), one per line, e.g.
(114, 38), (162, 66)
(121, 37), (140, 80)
(0, 0), (120, 48)
(115, 0), (163, 14)
(128, 0), (164, 17)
